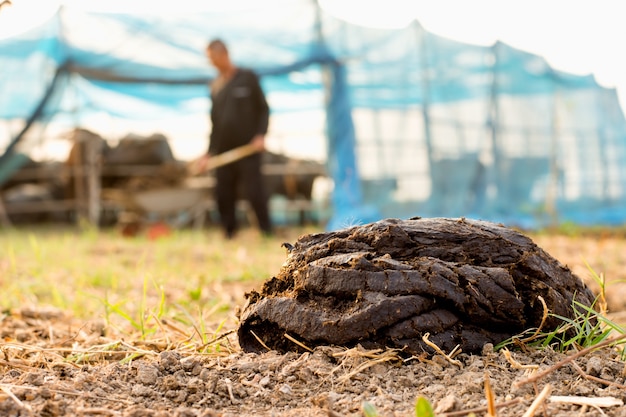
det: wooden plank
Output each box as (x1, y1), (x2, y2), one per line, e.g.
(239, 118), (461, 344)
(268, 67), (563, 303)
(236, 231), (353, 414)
(101, 165), (169, 176)
(262, 164), (326, 176)
(6, 165), (64, 181)
(2, 199), (78, 214)
(187, 144), (260, 176)
(6, 161), (326, 180)
(0, 198), (11, 226)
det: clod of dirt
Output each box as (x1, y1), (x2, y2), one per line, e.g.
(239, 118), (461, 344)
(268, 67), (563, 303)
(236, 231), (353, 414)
(238, 217), (597, 355)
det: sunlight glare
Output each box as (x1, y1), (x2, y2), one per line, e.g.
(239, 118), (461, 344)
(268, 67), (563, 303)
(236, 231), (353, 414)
(318, 0), (417, 29)
(0, 0), (60, 39)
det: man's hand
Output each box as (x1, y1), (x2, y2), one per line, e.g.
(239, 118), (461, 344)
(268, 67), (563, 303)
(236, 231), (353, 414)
(250, 134), (266, 152)
(189, 154), (211, 175)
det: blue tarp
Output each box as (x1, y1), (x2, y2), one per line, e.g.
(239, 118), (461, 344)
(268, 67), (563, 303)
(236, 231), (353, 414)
(1, 1), (626, 228)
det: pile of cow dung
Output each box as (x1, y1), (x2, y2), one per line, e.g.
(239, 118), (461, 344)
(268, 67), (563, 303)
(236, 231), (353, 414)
(238, 217), (597, 355)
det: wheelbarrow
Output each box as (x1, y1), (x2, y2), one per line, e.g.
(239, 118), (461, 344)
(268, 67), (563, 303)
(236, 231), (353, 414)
(102, 186), (209, 237)
(104, 144), (260, 234)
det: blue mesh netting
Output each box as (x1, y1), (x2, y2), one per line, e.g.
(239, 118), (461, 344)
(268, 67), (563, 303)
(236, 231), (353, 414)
(1, 1), (625, 229)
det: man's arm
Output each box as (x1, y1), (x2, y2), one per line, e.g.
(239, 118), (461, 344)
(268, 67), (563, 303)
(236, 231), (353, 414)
(208, 101), (218, 155)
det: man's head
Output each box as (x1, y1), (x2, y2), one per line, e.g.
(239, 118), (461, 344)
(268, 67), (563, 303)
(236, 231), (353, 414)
(206, 39), (231, 73)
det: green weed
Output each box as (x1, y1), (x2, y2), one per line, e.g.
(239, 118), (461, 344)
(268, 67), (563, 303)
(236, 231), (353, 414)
(414, 397), (435, 417)
(0, 225), (303, 335)
(362, 401), (379, 417)
(362, 397), (453, 417)
(27, 233), (42, 262)
(98, 275), (167, 339)
(495, 265), (626, 356)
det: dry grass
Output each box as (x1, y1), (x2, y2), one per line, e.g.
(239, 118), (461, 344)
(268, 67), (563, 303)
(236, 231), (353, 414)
(0, 224), (316, 342)
(2, 223), (626, 343)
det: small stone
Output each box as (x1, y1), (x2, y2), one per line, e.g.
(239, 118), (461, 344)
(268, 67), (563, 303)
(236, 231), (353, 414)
(259, 375), (271, 387)
(40, 388), (53, 399)
(278, 384), (293, 395)
(137, 364), (159, 385)
(15, 329), (31, 342)
(23, 372), (45, 386)
(435, 394), (458, 413)
(199, 368), (212, 382)
(586, 356), (603, 376)
(159, 351), (182, 373)
(482, 343), (495, 355)
(574, 384), (593, 396)
(131, 384), (154, 397)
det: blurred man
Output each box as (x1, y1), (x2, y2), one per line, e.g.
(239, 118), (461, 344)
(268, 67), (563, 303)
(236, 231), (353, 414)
(200, 39), (272, 238)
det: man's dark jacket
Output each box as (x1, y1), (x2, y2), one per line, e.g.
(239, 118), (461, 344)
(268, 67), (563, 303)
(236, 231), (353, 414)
(208, 68), (269, 155)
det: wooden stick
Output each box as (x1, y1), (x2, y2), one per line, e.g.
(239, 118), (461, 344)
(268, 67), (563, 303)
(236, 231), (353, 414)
(570, 361), (626, 389)
(501, 347), (539, 370)
(549, 395), (623, 408)
(188, 144), (259, 176)
(518, 295), (549, 344)
(514, 334), (626, 388)
(75, 407), (121, 416)
(521, 384), (552, 417)
(337, 353), (398, 383)
(422, 332), (463, 367)
(249, 330), (271, 352)
(0, 384), (32, 411)
(284, 332), (314, 352)
(442, 398), (522, 417)
(0, 383), (132, 404)
(484, 372), (497, 417)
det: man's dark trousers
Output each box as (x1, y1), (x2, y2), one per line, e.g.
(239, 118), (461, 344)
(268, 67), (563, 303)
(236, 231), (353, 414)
(214, 153), (272, 237)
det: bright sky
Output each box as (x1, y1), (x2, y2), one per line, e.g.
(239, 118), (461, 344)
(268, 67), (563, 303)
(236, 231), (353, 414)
(1, 0), (626, 108)
(320, 0), (626, 108)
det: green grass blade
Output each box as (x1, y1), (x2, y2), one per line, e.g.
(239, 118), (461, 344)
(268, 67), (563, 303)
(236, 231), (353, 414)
(415, 396), (436, 417)
(156, 284), (166, 319)
(362, 401), (379, 417)
(101, 297), (140, 331)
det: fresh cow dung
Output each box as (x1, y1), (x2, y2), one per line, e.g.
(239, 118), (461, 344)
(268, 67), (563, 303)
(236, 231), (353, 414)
(238, 217), (597, 355)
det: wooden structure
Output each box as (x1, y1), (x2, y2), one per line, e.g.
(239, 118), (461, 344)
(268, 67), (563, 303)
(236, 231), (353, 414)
(1, 134), (328, 228)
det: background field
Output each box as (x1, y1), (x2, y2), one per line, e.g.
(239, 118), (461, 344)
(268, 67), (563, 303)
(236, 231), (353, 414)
(1, 225), (323, 343)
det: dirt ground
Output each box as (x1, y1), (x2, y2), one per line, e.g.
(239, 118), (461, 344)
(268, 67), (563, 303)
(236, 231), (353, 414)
(1, 232), (626, 416)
